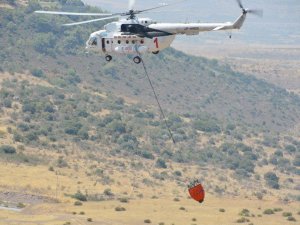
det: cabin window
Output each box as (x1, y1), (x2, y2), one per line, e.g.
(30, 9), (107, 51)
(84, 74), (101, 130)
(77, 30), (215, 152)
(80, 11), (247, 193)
(140, 39), (144, 44)
(126, 40), (129, 44)
(145, 21), (148, 24)
(118, 40), (121, 44)
(132, 40), (135, 44)
(106, 40), (110, 44)
(89, 37), (97, 46)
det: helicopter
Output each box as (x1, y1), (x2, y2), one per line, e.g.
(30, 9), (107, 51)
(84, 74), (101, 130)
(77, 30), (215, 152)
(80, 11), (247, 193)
(35, 0), (262, 64)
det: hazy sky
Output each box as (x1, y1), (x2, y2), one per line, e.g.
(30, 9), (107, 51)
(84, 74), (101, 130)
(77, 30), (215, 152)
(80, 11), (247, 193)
(81, 0), (300, 45)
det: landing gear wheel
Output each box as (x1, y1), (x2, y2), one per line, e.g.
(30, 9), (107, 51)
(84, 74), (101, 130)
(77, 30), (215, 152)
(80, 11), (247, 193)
(133, 56), (141, 64)
(105, 55), (112, 62)
(152, 51), (159, 55)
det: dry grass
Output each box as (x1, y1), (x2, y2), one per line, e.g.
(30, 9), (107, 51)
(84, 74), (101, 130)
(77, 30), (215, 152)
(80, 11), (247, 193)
(0, 147), (299, 225)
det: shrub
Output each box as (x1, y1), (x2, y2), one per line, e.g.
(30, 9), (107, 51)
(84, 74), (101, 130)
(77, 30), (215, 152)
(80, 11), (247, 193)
(263, 209), (274, 215)
(87, 218), (93, 222)
(264, 172), (280, 189)
(140, 150), (155, 160)
(219, 208), (225, 213)
(3, 99), (12, 108)
(103, 188), (114, 196)
(282, 212), (292, 217)
(74, 201), (82, 206)
(72, 191), (87, 201)
(57, 157), (68, 168)
(144, 219), (151, 223)
(236, 217), (250, 223)
(119, 197), (129, 203)
(115, 206), (126, 211)
(155, 158), (167, 169)
(179, 207), (185, 211)
(0, 145), (16, 154)
(193, 119), (221, 133)
(174, 170), (182, 176)
(285, 145), (296, 153)
(293, 155), (300, 166)
(287, 216), (296, 222)
(17, 202), (25, 208)
(30, 68), (44, 78)
(239, 209), (250, 217)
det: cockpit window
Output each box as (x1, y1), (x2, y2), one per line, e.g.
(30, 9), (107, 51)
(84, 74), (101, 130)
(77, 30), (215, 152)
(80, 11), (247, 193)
(89, 37), (97, 46)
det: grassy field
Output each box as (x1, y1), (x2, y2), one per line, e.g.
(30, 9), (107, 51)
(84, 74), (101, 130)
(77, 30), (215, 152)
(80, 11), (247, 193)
(0, 156), (299, 225)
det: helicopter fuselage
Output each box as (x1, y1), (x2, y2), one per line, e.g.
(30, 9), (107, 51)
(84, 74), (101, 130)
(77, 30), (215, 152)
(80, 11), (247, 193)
(86, 18), (176, 55)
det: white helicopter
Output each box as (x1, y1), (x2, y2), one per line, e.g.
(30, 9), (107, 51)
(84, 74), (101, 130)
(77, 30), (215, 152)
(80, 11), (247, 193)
(35, 0), (262, 64)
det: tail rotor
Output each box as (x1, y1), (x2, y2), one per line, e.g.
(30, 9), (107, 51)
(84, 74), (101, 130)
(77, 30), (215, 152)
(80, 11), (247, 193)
(236, 0), (263, 17)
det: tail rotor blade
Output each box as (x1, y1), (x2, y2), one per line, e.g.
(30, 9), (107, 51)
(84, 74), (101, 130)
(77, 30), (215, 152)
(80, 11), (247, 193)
(247, 9), (263, 17)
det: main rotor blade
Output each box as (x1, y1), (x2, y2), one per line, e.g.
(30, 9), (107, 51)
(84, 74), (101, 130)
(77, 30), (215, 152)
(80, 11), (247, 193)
(63, 15), (120, 26)
(128, 0), (136, 10)
(247, 9), (263, 17)
(35, 10), (113, 16)
(236, 0), (244, 9)
(137, 0), (187, 14)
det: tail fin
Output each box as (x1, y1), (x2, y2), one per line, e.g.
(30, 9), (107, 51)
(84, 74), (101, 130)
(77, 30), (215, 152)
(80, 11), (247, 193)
(233, 13), (247, 29)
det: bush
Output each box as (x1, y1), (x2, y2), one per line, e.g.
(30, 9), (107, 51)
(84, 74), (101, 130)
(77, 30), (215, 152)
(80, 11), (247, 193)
(0, 145), (16, 154)
(87, 218), (93, 222)
(236, 217), (250, 223)
(115, 206), (126, 211)
(287, 216), (296, 222)
(219, 208), (225, 213)
(72, 191), (87, 201)
(3, 99), (12, 108)
(239, 209), (250, 217)
(293, 155), (300, 166)
(155, 158), (167, 169)
(30, 68), (44, 78)
(17, 202), (25, 208)
(263, 209), (274, 215)
(282, 212), (292, 217)
(193, 119), (221, 133)
(264, 172), (280, 189)
(74, 201), (82, 206)
(57, 157), (68, 168)
(174, 170), (182, 176)
(103, 188), (114, 196)
(144, 219), (151, 223)
(119, 197), (129, 203)
(285, 145), (296, 153)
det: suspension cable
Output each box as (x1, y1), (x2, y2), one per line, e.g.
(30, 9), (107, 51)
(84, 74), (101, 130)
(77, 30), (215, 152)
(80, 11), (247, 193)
(138, 55), (176, 144)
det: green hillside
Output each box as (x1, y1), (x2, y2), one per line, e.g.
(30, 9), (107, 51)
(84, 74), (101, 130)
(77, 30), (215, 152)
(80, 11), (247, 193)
(0, 0), (300, 199)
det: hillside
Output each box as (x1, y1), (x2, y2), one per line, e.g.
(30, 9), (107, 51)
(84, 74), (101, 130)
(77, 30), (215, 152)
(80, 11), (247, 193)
(1, 1), (300, 133)
(0, 1), (299, 224)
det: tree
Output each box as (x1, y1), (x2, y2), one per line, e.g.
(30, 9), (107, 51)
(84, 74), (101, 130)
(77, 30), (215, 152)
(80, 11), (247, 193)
(264, 172), (280, 189)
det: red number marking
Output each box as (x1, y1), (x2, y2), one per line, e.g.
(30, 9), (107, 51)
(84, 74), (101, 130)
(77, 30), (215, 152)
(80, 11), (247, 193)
(154, 37), (159, 48)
